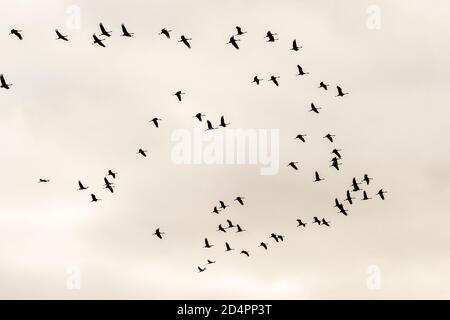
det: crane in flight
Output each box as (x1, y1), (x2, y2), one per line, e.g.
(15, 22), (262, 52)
(55, 29), (69, 41)
(159, 28), (171, 39)
(265, 31), (278, 42)
(259, 242), (268, 250)
(226, 219), (234, 229)
(10, 29), (23, 40)
(297, 219), (307, 227)
(92, 34), (106, 47)
(236, 224), (246, 233)
(290, 39), (302, 51)
(235, 26), (247, 36)
(351, 178), (361, 192)
(313, 217), (321, 225)
(153, 228), (165, 239)
(193, 113), (206, 122)
(321, 219), (331, 227)
(234, 196), (245, 205)
(362, 190), (372, 201)
(330, 157), (341, 171)
(212, 206), (220, 214)
(241, 250), (250, 257)
(0, 74), (12, 90)
(309, 103), (322, 114)
(203, 238), (213, 248)
(197, 266), (206, 273)
(207, 260), (216, 265)
(362, 174), (373, 185)
(294, 134), (307, 143)
(137, 148), (148, 157)
(336, 85), (349, 97)
(313, 171), (324, 182)
(107, 170), (117, 179)
(252, 76), (263, 85)
(179, 35), (192, 48)
(38, 179), (50, 183)
(99, 23), (112, 37)
(296, 65), (309, 76)
(318, 81), (329, 90)
(173, 90), (185, 101)
(324, 134), (335, 143)
(219, 201), (229, 210)
(227, 36), (240, 49)
(225, 242), (234, 252)
(217, 224), (227, 233)
(331, 149), (342, 159)
(90, 194), (101, 202)
(150, 118), (162, 128)
(219, 116), (230, 128)
(205, 120), (217, 131)
(269, 75), (280, 86)
(345, 190), (355, 205)
(377, 189), (387, 200)
(270, 233), (279, 242)
(287, 162), (299, 170)
(77, 181), (88, 190)
(121, 24), (134, 37)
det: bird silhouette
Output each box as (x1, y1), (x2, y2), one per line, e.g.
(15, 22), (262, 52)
(336, 85), (348, 97)
(236, 26), (247, 36)
(345, 190), (355, 205)
(234, 196), (245, 205)
(322, 219), (331, 227)
(179, 35), (192, 48)
(227, 36), (240, 49)
(90, 194), (101, 202)
(318, 82), (329, 90)
(362, 190), (372, 200)
(252, 76), (263, 85)
(198, 266), (206, 273)
(10, 29), (22, 40)
(207, 259), (216, 265)
(217, 224), (227, 233)
(219, 116), (230, 128)
(225, 242), (234, 252)
(297, 219), (307, 227)
(313, 217), (321, 225)
(362, 174), (373, 185)
(99, 23), (112, 37)
(137, 148), (148, 157)
(269, 76), (280, 86)
(324, 134), (335, 143)
(309, 103), (322, 114)
(259, 242), (268, 250)
(174, 91), (185, 101)
(107, 170), (117, 179)
(153, 228), (165, 239)
(104, 184), (114, 193)
(290, 39), (302, 51)
(205, 120), (217, 131)
(294, 134), (307, 143)
(377, 189), (387, 200)
(330, 157), (341, 171)
(334, 199), (348, 215)
(38, 179), (50, 183)
(241, 250), (250, 257)
(204, 238), (213, 248)
(296, 65), (309, 76)
(193, 113), (206, 122)
(236, 224), (245, 233)
(103, 177), (113, 187)
(287, 162), (299, 170)
(150, 117), (162, 128)
(55, 29), (68, 41)
(265, 31), (278, 42)
(212, 206), (220, 214)
(0, 74), (12, 90)
(331, 149), (342, 159)
(159, 28), (171, 39)
(226, 219), (234, 228)
(351, 178), (361, 192)
(92, 34), (106, 47)
(121, 24), (134, 37)
(277, 235), (284, 242)
(219, 201), (228, 210)
(314, 171), (324, 182)
(270, 233), (279, 242)
(77, 180), (88, 190)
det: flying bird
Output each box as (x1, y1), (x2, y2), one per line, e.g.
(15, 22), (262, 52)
(290, 39), (302, 51)
(10, 29), (22, 40)
(270, 233), (279, 242)
(90, 194), (101, 202)
(217, 224), (227, 233)
(204, 238), (213, 248)
(227, 36), (240, 49)
(219, 116), (230, 128)
(193, 113), (205, 122)
(197, 266), (206, 273)
(269, 75), (280, 86)
(294, 134), (307, 143)
(0, 74), (12, 90)
(313, 217), (321, 225)
(38, 179), (50, 183)
(240, 250), (250, 257)
(318, 82), (329, 90)
(297, 219), (307, 227)
(55, 29), (68, 41)
(345, 190), (355, 205)
(236, 224), (246, 233)
(331, 149), (342, 159)
(205, 120), (217, 131)
(159, 28), (171, 39)
(252, 76), (263, 85)
(207, 259), (216, 265)
(362, 174), (373, 185)
(77, 180), (88, 190)
(362, 190), (372, 200)
(234, 196), (245, 205)
(226, 219), (234, 229)
(324, 134), (335, 143)
(153, 228), (164, 239)
(314, 171), (324, 182)
(259, 242), (268, 250)
(235, 26), (247, 36)
(377, 189), (387, 200)
(225, 242), (234, 252)
(107, 170), (117, 179)
(103, 177), (113, 186)
(287, 162), (299, 170)
(296, 65), (309, 76)
(351, 178), (361, 192)
(179, 35), (192, 48)
(150, 118), (162, 128)
(265, 31), (278, 42)
(104, 184), (114, 193)
(121, 24), (134, 37)
(99, 23), (112, 37)
(173, 90), (185, 101)
(330, 157), (341, 171)
(309, 103), (322, 114)
(219, 201), (229, 210)
(336, 85), (348, 97)
(92, 34), (106, 47)
(277, 235), (284, 242)
(212, 206), (220, 214)
(322, 219), (331, 227)
(137, 148), (148, 157)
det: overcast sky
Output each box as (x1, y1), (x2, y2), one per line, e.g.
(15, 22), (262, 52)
(1, 0), (450, 299)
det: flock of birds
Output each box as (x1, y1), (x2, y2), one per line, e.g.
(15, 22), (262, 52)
(4, 24), (387, 274)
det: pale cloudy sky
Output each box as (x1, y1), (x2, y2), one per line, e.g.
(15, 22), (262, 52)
(1, 0), (450, 299)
